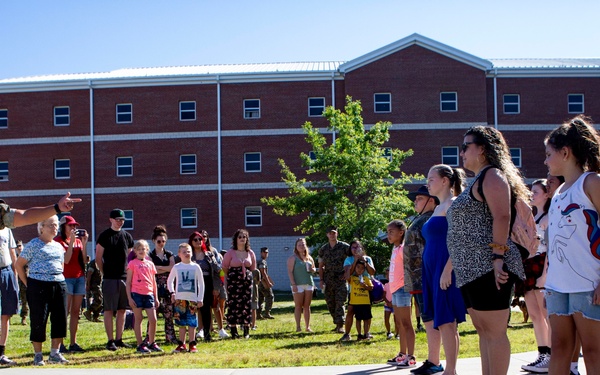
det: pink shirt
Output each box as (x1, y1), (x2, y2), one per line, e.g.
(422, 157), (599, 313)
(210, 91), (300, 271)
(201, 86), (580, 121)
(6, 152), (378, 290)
(388, 244), (405, 293)
(127, 258), (157, 295)
(222, 249), (256, 273)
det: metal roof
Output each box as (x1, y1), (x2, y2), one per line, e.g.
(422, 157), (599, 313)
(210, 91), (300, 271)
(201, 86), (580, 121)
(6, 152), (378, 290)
(489, 58), (600, 69)
(0, 62), (343, 84)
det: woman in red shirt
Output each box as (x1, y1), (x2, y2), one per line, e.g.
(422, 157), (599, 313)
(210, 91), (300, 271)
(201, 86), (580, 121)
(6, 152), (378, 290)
(55, 215), (88, 353)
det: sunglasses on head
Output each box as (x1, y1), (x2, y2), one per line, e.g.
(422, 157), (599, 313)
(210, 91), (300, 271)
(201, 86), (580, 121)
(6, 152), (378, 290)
(461, 141), (475, 152)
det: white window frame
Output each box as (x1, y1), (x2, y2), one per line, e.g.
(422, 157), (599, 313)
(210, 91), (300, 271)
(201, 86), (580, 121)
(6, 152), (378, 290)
(308, 97), (326, 117)
(243, 99), (260, 119)
(180, 208), (198, 228)
(54, 106), (70, 126)
(122, 210), (134, 230)
(116, 103), (132, 123)
(244, 152), (261, 172)
(180, 154), (197, 175)
(179, 101), (196, 121)
(442, 146), (459, 167)
(0, 161), (8, 182)
(374, 93), (392, 113)
(245, 206), (262, 227)
(440, 92), (458, 112)
(568, 94), (584, 114)
(54, 159), (70, 179)
(510, 148), (522, 168)
(0, 109), (7, 129)
(116, 156), (133, 177)
(503, 94), (520, 114)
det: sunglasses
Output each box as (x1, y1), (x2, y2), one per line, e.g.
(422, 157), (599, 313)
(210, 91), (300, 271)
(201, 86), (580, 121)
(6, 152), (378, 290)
(461, 141), (475, 152)
(238, 235), (247, 239)
(193, 238), (203, 242)
(156, 240), (165, 244)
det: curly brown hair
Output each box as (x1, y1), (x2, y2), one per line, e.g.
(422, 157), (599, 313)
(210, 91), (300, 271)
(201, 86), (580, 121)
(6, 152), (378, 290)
(464, 126), (530, 202)
(231, 229), (251, 251)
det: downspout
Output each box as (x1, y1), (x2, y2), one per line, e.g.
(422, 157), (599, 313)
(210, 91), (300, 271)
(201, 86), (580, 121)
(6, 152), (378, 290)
(331, 72), (336, 143)
(493, 68), (498, 129)
(89, 81), (96, 254)
(217, 76), (223, 251)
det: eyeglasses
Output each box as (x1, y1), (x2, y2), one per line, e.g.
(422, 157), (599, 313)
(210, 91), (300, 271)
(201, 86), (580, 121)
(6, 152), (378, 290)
(461, 142), (475, 152)
(193, 238), (203, 242)
(156, 240), (165, 244)
(43, 223), (59, 228)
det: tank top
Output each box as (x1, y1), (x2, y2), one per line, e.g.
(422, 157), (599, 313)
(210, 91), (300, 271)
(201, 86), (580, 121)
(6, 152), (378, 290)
(547, 172), (600, 292)
(447, 169), (525, 287)
(292, 256), (314, 286)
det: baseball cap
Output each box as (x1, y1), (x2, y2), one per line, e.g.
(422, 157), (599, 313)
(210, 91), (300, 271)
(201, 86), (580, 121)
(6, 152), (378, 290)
(110, 209), (126, 219)
(59, 215), (80, 226)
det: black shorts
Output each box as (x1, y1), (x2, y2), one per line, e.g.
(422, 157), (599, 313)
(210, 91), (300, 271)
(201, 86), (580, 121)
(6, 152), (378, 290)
(352, 304), (372, 321)
(102, 279), (129, 311)
(460, 270), (516, 311)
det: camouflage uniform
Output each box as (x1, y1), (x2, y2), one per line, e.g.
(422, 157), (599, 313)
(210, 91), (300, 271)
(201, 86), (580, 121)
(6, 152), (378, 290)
(257, 256), (274, 317)
(86, 259), (103, 320)
(403, 211), (433, 293)
(318, 241), (349, 325)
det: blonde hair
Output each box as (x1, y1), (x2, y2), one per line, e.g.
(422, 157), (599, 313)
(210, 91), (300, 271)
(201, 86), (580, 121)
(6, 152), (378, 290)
(294, 238), (314, 264)
(133, 239), (150, 253)
(178, 243), (192, 253)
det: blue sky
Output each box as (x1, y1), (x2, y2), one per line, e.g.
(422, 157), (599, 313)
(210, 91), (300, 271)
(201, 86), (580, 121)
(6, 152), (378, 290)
(1, 0), (599, 80)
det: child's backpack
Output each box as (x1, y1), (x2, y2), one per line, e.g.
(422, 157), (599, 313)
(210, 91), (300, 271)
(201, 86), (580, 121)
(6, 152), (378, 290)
(477, 166), (539, 259)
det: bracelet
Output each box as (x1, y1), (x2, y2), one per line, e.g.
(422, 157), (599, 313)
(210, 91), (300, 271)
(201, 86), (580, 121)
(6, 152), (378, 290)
(491, 253), (505, 261)
(54, 203), (62, 214)
(488, 243), (509, 253)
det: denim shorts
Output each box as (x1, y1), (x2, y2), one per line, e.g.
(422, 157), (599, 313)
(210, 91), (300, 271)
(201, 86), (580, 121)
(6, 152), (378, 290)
(392, 286), (412, 307)
(65, 276), (86, 296)
(546, 288), (600, 321)
(131, 292), (155, 309)
(0, 267), (19, 315)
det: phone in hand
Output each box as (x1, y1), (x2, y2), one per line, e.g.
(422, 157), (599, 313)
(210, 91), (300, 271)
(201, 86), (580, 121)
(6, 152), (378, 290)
(76, 229), (86, 237)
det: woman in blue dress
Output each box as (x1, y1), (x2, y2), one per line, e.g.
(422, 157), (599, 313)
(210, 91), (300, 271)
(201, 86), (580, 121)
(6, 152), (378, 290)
(422, 164), (467, 375)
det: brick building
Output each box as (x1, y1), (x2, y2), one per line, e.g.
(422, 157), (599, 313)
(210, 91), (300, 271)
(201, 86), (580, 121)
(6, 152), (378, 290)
(1, 33), (599, 288)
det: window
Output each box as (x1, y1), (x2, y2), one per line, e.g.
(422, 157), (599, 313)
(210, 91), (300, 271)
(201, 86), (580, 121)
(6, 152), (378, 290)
(382, 147), (393, 161)
(116, 157), (133, 177)
(244, 99), (260, 119)
(374, 93), (392, 113)
(440, 92), (457, 112)
(503, 94), (520, 114)
(442, 147), (459, 167)
(510, 148), (522, 168)
(244, 152), (261, 172)
(568, 94), (584, 114)
(245, 206), (262, 226)
(308, 151), (317, 161)
(179, 101), (196, 121)
(180, 208), (197, 228)
(53, 106), (70, 126)
(0, 162), (7, 182)
(180, 154), (197, 174)
(116, 103), (132, 123)
(0, 109), (7, 129)
(122, 210), (134, 230)
(308, 97), (325, 117)
(54, 159), (70, 179)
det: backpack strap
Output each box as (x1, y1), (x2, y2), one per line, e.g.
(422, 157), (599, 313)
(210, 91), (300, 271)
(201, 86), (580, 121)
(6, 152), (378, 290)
(475, 166), (494, 202)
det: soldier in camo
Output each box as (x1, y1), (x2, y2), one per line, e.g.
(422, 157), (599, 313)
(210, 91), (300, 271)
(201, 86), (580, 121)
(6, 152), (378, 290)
(84, 258), (103, 322)
(318, 226), (349, 333)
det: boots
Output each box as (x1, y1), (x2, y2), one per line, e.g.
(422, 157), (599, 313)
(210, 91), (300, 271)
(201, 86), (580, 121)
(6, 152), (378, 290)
(243, 325), (250, 339)
(230, 326), (240, 339)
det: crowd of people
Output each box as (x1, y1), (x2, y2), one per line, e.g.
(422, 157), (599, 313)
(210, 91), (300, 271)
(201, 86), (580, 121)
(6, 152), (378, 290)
(0, 116), (598, 375)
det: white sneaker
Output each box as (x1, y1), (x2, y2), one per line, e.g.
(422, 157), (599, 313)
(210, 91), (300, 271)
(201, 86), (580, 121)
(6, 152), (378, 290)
(195, 330), (204, 340)
(218, 328), (230, 338)
(522, 353), (550, 373)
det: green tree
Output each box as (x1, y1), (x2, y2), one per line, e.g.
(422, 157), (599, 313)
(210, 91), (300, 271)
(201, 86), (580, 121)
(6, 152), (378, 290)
(261, 97), (418, 267)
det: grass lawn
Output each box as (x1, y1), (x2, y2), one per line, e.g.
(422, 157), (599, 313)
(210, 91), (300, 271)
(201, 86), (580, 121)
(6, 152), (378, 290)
(6, 292), (536, 368)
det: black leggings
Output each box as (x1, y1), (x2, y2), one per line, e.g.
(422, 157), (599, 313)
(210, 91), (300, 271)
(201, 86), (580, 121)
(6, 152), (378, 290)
(27, 278), (67, 342)
(199, 275), (213, 336)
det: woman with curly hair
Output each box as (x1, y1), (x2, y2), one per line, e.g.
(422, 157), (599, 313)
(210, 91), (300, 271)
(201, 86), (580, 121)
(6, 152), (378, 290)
(446, 126), (526, 375)
(222, 229), (256, 339)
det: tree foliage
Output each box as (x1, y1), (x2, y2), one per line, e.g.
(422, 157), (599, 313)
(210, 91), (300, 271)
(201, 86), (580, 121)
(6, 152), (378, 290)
(261, 97), (418, 266)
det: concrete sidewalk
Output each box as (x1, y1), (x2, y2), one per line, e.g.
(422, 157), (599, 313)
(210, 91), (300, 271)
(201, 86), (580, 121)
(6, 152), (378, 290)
(0, 351), (586, 374)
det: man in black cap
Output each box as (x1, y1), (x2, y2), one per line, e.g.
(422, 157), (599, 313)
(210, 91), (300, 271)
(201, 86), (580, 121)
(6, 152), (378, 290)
(318, 225), (349, 333)
(95, 209), (134, 351)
